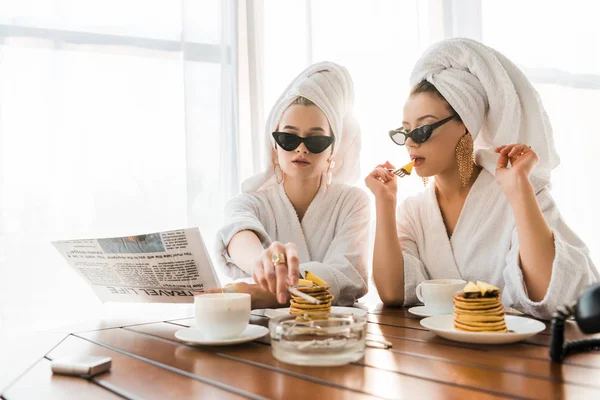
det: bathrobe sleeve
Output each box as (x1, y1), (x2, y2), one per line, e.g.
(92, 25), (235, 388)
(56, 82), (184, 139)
(299, 188), (370, 306)
(397, 197), (431, 306)
(215, 193), (272, 280)
(502, 186), (599, 319)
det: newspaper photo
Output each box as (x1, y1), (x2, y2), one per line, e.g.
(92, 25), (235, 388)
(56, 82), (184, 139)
(52, 228), (221, 303)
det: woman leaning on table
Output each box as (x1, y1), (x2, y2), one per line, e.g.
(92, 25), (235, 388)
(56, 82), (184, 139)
(365, 38), (598, 319)
(211, 62), (370, 309)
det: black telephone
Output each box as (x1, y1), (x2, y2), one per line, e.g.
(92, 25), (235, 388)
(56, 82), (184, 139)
(550, 283), (600, 363)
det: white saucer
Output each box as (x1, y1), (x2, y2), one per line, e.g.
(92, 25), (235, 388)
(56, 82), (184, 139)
(174, 324), (269, 346)
(408, 305), (452, 317)
(263, 306), (368, 319)
(420, 314), (546, 344)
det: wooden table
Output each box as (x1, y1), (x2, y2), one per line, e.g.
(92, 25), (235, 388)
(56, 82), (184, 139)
(2, 305), (600, 399)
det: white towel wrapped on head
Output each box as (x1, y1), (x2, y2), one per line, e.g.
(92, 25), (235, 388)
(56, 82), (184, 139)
(410, 38), (560, 189)
(242, 61), (361, 193)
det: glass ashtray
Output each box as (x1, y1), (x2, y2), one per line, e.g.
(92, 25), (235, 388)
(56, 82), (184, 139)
(269, 312), (367, 366)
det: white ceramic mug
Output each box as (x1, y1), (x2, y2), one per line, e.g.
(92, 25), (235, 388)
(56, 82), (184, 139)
(416, 279), (466, 314)
(194, 293), (251, 340)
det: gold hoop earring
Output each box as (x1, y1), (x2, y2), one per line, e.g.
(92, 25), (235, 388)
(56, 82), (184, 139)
(455, 133), (474, 187)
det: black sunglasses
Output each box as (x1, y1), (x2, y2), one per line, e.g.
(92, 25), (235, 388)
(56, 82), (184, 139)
(272, 132), (335, 154)
(389, 114), (457, 146)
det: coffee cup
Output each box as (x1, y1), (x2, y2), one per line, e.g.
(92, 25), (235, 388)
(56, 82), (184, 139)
(415, 279), (466, 314)
(194, 293), (251, 340)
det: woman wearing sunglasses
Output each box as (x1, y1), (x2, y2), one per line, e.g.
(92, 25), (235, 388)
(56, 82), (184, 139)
(366, 38), (597, 319)
(215, 62), (369, 309)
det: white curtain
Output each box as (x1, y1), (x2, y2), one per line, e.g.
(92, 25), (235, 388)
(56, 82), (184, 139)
(0, 0), (240, 333)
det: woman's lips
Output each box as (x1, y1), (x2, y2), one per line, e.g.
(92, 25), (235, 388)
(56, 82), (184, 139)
(292, 160), (311, 168)
(413, 157), (425, 167)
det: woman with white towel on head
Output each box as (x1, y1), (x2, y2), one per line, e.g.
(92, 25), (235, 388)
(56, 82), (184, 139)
(366, 38), (598, 319)
(214, 62), (370, 309)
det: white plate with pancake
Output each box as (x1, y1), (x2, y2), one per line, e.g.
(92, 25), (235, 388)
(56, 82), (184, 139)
(420, 314), (546, 344)
(263, 306), (367, 319)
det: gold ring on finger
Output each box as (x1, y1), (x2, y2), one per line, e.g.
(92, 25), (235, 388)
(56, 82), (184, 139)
(271, 252), (286, 267)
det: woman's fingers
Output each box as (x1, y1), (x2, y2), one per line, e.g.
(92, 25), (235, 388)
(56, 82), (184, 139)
(252, 258), (267, 291)
(274, 264), (288, 303)
(369, 167), (394, 181)
(499, 144), (528, 156)
(284, 243), (300, 287)
(371, 167), (389, 176)
(375, 162), (396, 178)
(258, 242), (299, 304)
(496, 151), (510, 169)
(496, 144), (537, 169)
(265, 242), (288, 295)
(383, 168), (395, 178)
(262, 253), (277, 293)
(500, 144), (516, 154)
(508, 144), (528, 158)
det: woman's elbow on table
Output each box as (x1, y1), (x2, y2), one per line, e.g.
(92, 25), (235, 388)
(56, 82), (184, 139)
(378, 290), (404, 307)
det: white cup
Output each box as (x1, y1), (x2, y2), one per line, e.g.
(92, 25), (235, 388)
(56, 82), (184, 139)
(416, 279), (466, 314)
(194, 293), (251, 340)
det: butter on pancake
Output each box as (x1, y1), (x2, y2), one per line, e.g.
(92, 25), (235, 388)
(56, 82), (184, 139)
(305, 271), (327, 286)
(461, 280), (500, 299)
(476, 281), (500, 297)
(453, 281), (507, 333)
(297, 279), (314, 287)
(290, 271), (333, 320)
(461, 281), (480, 298)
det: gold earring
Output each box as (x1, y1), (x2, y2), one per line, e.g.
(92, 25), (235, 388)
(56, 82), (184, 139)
(326, 159), (335, 187)
(455, 133), (474, 187)
(274, 162), (283, 184)
(422, 177), (428, 186)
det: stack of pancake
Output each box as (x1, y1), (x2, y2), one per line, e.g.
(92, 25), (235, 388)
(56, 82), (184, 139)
(453, 281), (507, 333)
(289, 271), (334, 318)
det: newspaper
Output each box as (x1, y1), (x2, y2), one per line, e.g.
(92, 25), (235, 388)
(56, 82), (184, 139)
(52, 228), (221, 303)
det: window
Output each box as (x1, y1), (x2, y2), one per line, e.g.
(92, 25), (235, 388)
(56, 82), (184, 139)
(0, 0), (237, 333)
(481, 0), (600, 262)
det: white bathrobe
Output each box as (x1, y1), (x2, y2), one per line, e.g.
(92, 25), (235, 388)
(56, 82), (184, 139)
(216, 183), (370, 306)
(400, 170), (599, 319)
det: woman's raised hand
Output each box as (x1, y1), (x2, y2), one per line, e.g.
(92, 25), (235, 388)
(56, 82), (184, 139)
(252, 241), (300, 304)
(365, 161), (398, 203)
(495, 144), (539, 193)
